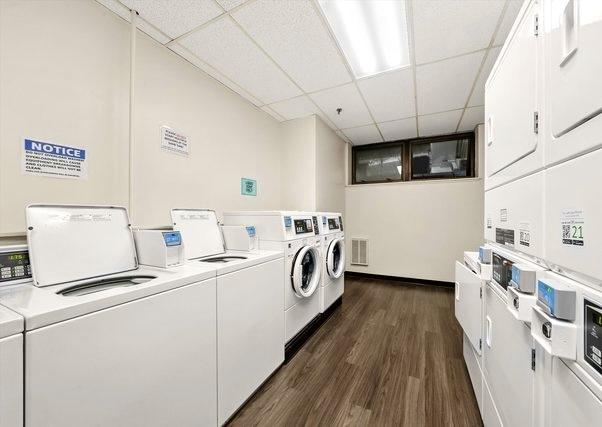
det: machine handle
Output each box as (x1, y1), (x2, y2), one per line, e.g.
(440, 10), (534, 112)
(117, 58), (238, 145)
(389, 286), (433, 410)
(486, 315), (493, 348)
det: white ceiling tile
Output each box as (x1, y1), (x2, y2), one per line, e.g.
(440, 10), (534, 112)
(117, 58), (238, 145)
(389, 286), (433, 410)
(494, 0), (523, 46)
(216, 0), (247, 12)
(412, 0), (505, 64)
(418, 110), (463, 137)
(416, 51), (485, 115)
(261, 105), (285, 122)
(121, 0), (223, 39)
(357, 68), (415, 123)
(232, 0), (351, 92)
(169, 42), (264, 106)
(378, 118), (417, 142)
(468, 46), (501, 107)
(341, 125), (383, 146)
(309, 84), (373, 129)
(97, 0), (131, 22)
(268, 96), (319, 121)
(458, 106), (485, 132)
(180, 17), (301, 104)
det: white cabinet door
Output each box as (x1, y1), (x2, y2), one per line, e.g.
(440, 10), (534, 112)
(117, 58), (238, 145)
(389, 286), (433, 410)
(484, 283), (534, 427)
(544, 0), (602, 165)
(455, 262), (483, 355)
(485, 0), (541, 186)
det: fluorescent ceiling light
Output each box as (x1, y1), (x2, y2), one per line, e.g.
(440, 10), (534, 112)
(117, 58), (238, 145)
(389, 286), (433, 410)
(318, 0), (410, 79)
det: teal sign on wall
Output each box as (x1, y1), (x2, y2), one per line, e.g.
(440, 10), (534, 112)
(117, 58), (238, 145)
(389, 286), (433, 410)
(241, 178), (257, 196)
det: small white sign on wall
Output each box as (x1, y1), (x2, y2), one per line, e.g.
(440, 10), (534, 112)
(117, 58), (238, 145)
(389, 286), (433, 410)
(22, 138), (87, 180)
(161, 126), (188, 155)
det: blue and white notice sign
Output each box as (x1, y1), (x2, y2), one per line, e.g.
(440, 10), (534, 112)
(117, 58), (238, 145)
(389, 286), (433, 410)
(22, 139), (87, 180)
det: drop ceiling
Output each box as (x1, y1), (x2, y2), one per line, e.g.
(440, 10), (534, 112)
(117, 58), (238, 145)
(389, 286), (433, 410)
(98, 0), (522, 145)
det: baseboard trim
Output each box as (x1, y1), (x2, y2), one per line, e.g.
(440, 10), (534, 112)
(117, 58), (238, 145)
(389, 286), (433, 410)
(345, 271), (454, 288)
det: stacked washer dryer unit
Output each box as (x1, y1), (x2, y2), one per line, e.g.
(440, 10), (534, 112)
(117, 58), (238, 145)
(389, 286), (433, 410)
(0, 205), (219, 427)
(455, 0), (602, 425)
(317, 212), (345, 313)
(222, 211), (323, 359)
(0, 244), (29, 427)
(170, 209), (284, 426)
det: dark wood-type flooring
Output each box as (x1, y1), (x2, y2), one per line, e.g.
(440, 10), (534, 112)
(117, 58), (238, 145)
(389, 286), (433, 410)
(229, 275), (482, 427)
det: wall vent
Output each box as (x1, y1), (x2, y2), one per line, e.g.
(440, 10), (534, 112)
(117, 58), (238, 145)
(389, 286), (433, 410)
(351, 238), (369, 266)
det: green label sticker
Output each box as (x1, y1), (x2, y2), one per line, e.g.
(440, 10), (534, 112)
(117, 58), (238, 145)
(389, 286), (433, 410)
(241, 178), (257, 196)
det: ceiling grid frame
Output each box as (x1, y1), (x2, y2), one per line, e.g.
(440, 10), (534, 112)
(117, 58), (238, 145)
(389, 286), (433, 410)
(97, 0), (521, 146)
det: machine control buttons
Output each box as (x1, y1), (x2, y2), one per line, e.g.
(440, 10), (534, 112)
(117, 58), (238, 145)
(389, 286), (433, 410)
(542, 321), (552, 339)
(0, 249), (32, 283)
(584, 299), (602, 374)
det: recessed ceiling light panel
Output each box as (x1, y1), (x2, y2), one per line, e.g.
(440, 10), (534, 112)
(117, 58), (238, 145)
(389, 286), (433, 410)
(318, 0), (411, 79)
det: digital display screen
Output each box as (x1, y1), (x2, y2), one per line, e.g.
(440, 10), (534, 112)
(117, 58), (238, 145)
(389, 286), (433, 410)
(593, 311), (602, 328)
(245, 226), (256, 237)
(284, 216), (292, 228)
(511, 265), (520, 286)
(0, 250), (32, 283)
(537, 280), (555, 312)
(328, 218), (339, 230)
(294, 219), (313, 234)
(162, 232), (182, 246)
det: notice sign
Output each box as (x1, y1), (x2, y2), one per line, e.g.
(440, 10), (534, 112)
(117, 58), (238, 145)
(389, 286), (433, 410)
(22, 139), (87, 180)
(161, 126), (188, 155)
(241, 178), (257, 196)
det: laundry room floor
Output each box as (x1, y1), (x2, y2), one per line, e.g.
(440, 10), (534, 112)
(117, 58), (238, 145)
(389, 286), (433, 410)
(228, 276), (481, 426)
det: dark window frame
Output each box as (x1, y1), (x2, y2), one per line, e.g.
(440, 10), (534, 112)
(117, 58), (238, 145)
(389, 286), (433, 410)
(351, 131), (476, 185)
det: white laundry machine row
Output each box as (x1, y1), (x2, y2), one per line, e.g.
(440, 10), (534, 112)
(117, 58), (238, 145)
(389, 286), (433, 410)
(456, 245), (547, 427)
(0, 205), (219, 427)
(170, 209), (284, 425)
(316, 212), (345, 314)
(0, 303), (23, 427)
(530, 272), (602, 425)
(223, 211), (325, 360)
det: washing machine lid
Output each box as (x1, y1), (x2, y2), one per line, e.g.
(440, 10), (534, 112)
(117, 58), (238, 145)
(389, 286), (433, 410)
(171, 209), (225, 259)
(0, 305), (23, 338)
(26, 205), (138, 288)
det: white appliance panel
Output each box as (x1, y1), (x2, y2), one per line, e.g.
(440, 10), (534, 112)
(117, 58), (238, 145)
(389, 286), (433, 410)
(171, 209), (224, 259)
(545, 148), (602, 286)
(463, 333), (483, 412)
(217, 259), (284, 425)
(484, 283), (534, 427)
(544, 0), (602, 165)
(0, 334), (23, 427)
(455, 261), (483, 355)
(25, 280), (217, 427)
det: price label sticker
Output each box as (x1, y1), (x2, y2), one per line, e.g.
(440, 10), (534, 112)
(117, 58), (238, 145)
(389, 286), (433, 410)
(561, 209), (584, 246)
(519, 222), (531, 247)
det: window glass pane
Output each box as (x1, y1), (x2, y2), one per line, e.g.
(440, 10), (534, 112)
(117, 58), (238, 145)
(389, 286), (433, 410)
(411, 138), (469, 179)
(355, 145), (402, 183)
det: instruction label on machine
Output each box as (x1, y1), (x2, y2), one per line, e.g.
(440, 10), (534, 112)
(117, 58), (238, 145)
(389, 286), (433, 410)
(561, 209), (584, 246)
(22, 139), (87, 180)
(161, 126), (188, 155)
(519, 222), (531, 247)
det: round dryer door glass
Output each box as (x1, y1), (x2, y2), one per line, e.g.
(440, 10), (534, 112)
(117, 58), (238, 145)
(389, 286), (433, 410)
(327, 238), (345, 279)
(292, 245), (321, 298)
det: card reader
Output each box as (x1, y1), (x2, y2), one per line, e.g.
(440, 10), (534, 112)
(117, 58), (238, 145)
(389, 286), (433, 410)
(133, 230), (185, 268)
(536, 279), (576, 321)
(510, 264), (537, 294)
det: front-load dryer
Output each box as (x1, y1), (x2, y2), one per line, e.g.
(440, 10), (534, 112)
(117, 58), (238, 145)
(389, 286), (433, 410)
(0, 204), (218, 427)
(317, 212), (345, 313)
(223, 211), (323, 356)
(171, 209), (284, 425)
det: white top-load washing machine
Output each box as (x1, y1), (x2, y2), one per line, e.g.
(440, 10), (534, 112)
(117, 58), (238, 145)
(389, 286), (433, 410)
(222, 211), (323, 352)
(316, 212), (345, 313)
(0, 205), (219, 427)
(170, 209), (284, 426)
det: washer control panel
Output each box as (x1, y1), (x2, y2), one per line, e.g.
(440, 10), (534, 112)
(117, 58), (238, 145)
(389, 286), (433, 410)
(585, 299), (602, 374)
(0, 247), (32, 283)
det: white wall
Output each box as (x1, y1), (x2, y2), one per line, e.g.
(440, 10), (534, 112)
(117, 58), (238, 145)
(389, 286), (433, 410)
(345, 127), (485, 283)
(0, 0), (130, 235)
(315, 117), (346, 215)
(280, 117), (316, 211)
(0, 0), (286, 235)
(132, 33), (282, 227)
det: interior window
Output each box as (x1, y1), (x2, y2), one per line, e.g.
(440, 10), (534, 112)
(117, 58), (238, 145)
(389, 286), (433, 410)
(411, 138), (470, 179)
(354, 145), (402, 183)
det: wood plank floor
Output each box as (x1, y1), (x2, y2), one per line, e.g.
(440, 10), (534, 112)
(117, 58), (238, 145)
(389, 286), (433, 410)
(229, 276), (482, 427)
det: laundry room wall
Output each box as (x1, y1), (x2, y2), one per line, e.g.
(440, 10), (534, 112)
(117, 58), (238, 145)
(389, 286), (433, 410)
(344, 126), (485, 283)
(0, 0), (130, 235)
(0, 0), (287, 236)
(131, 32), (283, 227)
(315, 117), (346, 216)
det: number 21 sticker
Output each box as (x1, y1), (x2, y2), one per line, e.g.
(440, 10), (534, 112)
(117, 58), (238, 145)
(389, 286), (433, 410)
(561, 209), (584, 246)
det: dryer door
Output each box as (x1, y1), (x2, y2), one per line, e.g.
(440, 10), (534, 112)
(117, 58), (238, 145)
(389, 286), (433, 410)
(326, 238), (345, 279)
(291, 245), (321, 298)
